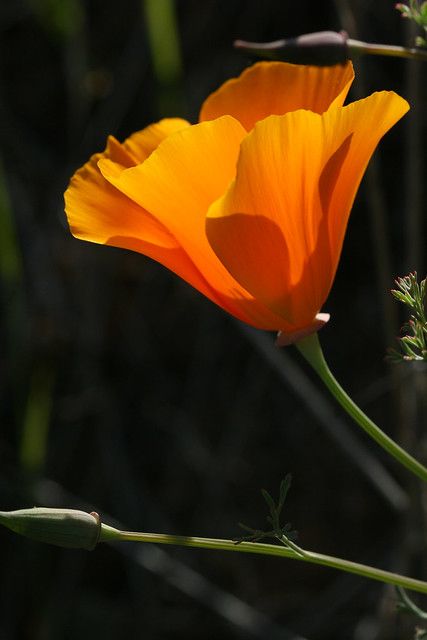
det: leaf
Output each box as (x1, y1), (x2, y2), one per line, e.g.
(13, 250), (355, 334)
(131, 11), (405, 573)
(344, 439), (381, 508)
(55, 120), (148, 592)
(261, 489), (277, 521)
(278, 474), (292, 512)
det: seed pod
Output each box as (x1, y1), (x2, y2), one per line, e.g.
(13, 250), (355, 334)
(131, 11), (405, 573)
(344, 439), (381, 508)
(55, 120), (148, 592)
(0, 507), (101, 550)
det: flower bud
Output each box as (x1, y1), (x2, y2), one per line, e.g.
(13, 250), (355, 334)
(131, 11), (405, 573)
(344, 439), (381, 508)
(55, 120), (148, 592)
(0, 507), (101, 550)
(234, 31), (349, 66)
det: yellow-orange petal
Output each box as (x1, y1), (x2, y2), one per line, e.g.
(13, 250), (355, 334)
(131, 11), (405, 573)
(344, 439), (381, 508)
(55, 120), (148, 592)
(199, 61), (354, 131)
(98, 116), (289, 329)
(319, 91), (409, 276)
(65, 153), (227, 299)
(121, 117), (190, 164)
(104, 136), (136, 168)
(206, 111), (328, 326)
(206, 91), (408, 329)
(65, 151), (177, 249)
(103, 119), (190, 170)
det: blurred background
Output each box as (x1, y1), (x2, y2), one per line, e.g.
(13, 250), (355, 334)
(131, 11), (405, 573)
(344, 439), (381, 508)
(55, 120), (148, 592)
(0, 0), (426, 638)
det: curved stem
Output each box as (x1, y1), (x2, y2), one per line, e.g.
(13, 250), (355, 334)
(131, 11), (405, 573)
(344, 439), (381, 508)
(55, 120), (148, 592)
(295, 333), (427, 482)
(100, 524), (427, 594)
(396, 586), (427, 619)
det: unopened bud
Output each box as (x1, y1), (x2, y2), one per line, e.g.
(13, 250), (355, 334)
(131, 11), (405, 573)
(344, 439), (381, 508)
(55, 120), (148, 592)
(234, 31), (349, 66)
(0, 507), (101, 550)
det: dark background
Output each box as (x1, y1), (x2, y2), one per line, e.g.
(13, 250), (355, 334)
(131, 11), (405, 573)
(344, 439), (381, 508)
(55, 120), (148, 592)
(0, 1), (426, 638)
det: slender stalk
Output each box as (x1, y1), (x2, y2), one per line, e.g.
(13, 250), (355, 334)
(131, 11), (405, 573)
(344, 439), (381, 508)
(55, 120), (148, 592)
(233, 36), (427, 63)
(100, 524), (427, 594)
(347, 38), (427, 62)
(295, 333), (427, 482)
(277, 534), (307, 558)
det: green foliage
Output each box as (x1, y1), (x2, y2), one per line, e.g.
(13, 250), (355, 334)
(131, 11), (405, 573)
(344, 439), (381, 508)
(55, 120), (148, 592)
(234, 475), (302, 555)
(144, 0), (182, 84)
(395, 586), (427, 638)
(0, 160), (22, 284)
(19, 366), (54, 475)
(396, 1), (427, 47)
(143, 0), (185, 115)
(30, 0), (84, 40)
(389, 273), (427, 362)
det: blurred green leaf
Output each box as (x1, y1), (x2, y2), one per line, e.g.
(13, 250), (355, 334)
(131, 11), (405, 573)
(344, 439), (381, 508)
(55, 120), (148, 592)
(0, 160), (22, 284)
(144, 0), (182, 84)
(29, 0), (84, 40)
(143, 0), (185, 116)
(20, 365), (55, 475)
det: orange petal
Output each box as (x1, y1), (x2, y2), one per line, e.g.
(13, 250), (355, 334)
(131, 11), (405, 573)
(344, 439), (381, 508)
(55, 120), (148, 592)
(65, 150), (218, 298)
(122, 118), (190, 164)
(206, 111), (328, 326)
(103, 118), (190, 169)
(206, 91), (408, 328)
(319, 91), (409, 278)
(200, 61), (354, 131)
(65, 152), (178, 249)
(98, 116), (288, 329)
(104, 136), (136, 168)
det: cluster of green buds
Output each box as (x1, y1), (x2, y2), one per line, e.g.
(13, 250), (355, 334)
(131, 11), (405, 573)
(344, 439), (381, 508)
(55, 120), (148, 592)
(396, 1), (427, 47)
(389, 272), (427, 363)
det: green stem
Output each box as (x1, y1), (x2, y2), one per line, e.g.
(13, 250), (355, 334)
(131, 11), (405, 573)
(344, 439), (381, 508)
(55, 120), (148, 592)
(234, 37), (427, 63)
(396, 586), (427, 619)
(100, 524), (427, 594)
(278, 534), (307, 558)
(347, 38), (427, 62)
(295, 333), (427, 482)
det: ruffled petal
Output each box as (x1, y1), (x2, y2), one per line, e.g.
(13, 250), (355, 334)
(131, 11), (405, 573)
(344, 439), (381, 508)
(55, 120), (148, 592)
(64, 116), (226, 297)
(122, 118), (190, 164)
(66, 118), (192, 251)
(200, 61), (354, 131)
(64, 150), (223, 297)
(65, 151), (177, 249)
(103, 118), (190, 170)
(98, 116), (289, 329)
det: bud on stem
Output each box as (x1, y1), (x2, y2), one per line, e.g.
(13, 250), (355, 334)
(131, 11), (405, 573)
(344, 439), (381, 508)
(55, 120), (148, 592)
(234, 30), (427, 63)
(0, 508), (101, 550)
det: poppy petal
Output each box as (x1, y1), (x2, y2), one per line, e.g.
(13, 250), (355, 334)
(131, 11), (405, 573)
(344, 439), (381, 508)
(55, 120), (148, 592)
(200, 61), (354, 131)
(65, 117), (192, 249)
(122, 117), (190, 164)
(65, 148), (181, 249)
(206, 111), (328, 326)
(98, 116), (288, 328)
(66, 149), (225, 297)
(206, 91), (408, 328)
(319, 91), (409, 277)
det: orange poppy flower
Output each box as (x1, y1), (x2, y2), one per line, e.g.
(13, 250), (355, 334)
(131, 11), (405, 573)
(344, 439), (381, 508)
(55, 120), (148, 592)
(64, 61), (408, 344)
